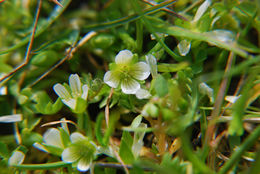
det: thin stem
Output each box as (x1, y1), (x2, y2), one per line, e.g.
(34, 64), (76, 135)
(29, 31), (97, 87)
(0, 0), (42, 83)
(105, 88), (114, 127)
(204, 51), (235, 169)
(136, 19), (143, 53)
(77, 113), (84, 131)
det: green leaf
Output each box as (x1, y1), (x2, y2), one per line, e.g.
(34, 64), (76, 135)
(103, 111), (120, 146)
(95, 112), (105, 146)
(131, 115), (142, 128)
(153, 74), (168, 97)
(41, 143), (63, 156)
(119, 131), (135, 164)
(31, 50), (59, 67)
(0, 141), (9, 158)
(58, 128), (70, 148)
(157, 62), (188, 73)
(90, 33), (115, 49)
(34, 91), (63, 115)
(73, 97), (87, 113)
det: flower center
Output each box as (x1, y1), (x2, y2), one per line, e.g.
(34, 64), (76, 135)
(117, 65), (131, 79)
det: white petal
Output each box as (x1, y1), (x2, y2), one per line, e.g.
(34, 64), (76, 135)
(62, 99), (76, 110)
(104, 71), (120, 88)
(136, 89), (151, 99)
(132, 123), (147, 158)
(115, 50), (133, 64)
(77, 158), (91, 172)
(193, 0), (211, 22)
(53, 84), (71, 99)
(8, 151), (25, 166)
(0, 86), (7, 95)
(81, 85), (89, 100)
(130, 62), (150, 80)
(69, 74), (82, 98)
(207, 29), (234, 43)
(33, 142), (49, 153)
(62, 147), (79, 163)
(71, 132), (86, 143)
(43, 128), (64, 148)
(177, 40), (191, 56)
(0, 114), (22, 123)
(225, 95), (241, 104)
(199, 82), (214, 103)
(145, 54), (158, 78)
(121, 78), (140, 94)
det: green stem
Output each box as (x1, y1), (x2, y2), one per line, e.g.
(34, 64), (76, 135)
(12, 161), (70, 170)
(218, 126), (260, 174)
(77, 112), (92, 138)
(77, 113), (84, 131)
(136, 19), (143, 53)
(84, 111), (93, 138)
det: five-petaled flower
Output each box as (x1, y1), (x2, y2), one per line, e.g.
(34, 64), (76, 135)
(62, 132), (97, 172)
(104, 50), (150, 94)
(53, 74), (88, 113)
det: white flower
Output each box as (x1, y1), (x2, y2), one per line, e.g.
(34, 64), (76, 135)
(53, 74), (88, 111)
(104, 50), (150, 94)
(33, 128), (66, 155)
(62, 132), (97, 172)
(8, 151), (25, 166)
(33, 119), (70, 155)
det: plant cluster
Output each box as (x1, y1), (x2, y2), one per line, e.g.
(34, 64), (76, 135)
(0, 0), (260, 174)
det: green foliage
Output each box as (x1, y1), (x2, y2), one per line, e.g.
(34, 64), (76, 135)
(119, 131), (135, 164)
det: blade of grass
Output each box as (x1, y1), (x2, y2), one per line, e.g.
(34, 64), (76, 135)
(154, 26), (250, 59)
(82, 0), (177, 32)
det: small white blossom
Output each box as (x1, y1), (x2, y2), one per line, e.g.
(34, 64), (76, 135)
(104, 50), (150, 94)
(33, 128), (65, 154)
(62, 132), (97, 172)
(53, 74), (88, 111)
(8, 151), (25, 166)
